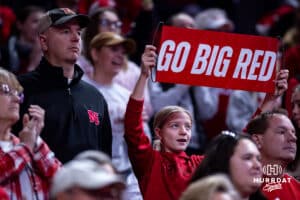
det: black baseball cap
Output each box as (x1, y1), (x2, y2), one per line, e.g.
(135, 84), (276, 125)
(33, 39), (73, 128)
(38, 8), (89, 33)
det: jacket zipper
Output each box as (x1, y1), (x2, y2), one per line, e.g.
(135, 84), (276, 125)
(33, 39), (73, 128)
(67, 87), (77, 120)
(67, 88), (72, 95)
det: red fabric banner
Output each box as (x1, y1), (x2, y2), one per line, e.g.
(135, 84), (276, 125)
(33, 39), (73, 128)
(155, 26), (279, 93)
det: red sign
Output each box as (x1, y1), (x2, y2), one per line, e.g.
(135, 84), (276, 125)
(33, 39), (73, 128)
(156, 26), (279, 93)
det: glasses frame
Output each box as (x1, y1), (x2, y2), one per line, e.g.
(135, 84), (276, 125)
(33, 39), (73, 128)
(0, 83), (24, 103)
(99, 19), (123, 29)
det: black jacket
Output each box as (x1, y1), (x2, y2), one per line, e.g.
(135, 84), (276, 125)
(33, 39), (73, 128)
(17, 57), (112, 163)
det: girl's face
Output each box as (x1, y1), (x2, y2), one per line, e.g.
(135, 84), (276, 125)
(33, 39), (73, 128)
(93, 44), (126, 77)
(155, 111), (192, 153)
(229, 139), (262, 198)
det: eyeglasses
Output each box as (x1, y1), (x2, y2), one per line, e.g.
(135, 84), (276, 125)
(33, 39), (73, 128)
(0, 83), (24, 103)
(99, 19), (122, 29)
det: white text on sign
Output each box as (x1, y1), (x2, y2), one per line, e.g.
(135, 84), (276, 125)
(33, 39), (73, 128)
(157, 40), (276, 81)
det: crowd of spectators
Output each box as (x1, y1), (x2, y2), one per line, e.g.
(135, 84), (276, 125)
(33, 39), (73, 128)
(0, 0), (299, 199)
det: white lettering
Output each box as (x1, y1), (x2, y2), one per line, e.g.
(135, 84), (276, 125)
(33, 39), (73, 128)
(191, 44), (211, 74)
(205, 45), (219, 75)
(157, 40), (190, 73)
(233, 49), (276, 81)
(171, 42), (190, 72)
(214, 46), (232, 77)
(157, 40), (175, 71)
(233, 48), (252, 79)
(191, 44), (232, 76)
(258, 51), (276, 81)
(247, 50), (264, 80)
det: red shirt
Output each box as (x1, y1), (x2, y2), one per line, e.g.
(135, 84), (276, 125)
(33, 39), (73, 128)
(0, 6), (16, 44)
(124, 98), (204, 200)
(261, 173), (300, 200)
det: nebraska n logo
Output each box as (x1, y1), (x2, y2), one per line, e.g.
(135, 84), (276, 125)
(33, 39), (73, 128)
(87, 110), (100, 126)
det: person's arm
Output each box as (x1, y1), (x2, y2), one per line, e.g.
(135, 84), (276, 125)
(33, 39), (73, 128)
(242, 69), (289, 133)
(18, 105), (44, 153)
(254, 69), (289, 115)
(124, 45), (157, 179)
(32, 137), (61, 180)
(131, 45), (157, 100)
(19, 105), (61, 180)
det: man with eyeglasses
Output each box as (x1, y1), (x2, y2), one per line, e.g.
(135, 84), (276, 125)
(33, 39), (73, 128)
(15, 8), (112, 163)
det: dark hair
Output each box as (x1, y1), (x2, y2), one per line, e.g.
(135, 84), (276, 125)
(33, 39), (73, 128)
(16, 6), (44, 24)
(190, 131), (254, 183)
(246, 110), (288, 135)
(83, 7), (118, 60)
(11, 6), (44, 36)
(190, 132), (267, 200)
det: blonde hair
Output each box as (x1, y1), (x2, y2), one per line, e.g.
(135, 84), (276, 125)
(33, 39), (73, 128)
(153, 105), (192, 129)
(0, 67), (23, 92)
(152, 106), (192, 151)
(180, 174), (240, 200)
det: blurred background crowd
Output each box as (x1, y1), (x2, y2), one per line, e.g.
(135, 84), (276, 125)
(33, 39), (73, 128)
(1, 0), (300, 175)
(0, 1), (299, 199)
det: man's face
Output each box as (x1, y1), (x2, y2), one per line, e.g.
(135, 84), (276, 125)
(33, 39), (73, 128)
(40, 19), (82, 66)
(259, 114), (297, 164)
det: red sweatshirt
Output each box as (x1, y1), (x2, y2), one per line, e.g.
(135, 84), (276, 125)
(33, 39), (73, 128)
(124, 98), (204, 200)
(261, 173), (300, 200)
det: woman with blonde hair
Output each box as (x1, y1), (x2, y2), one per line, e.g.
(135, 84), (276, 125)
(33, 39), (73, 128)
(0, 67), (60, 200)
(180, 174), (240, 200)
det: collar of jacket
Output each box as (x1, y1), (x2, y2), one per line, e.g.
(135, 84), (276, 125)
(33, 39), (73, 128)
(162, 151), (190, 160)
(37, 57), (84, 88)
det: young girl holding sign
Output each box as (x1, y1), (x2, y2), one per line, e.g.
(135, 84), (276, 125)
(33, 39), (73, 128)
(124, 45), (204, 200)
(124, 45), (288, 200)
